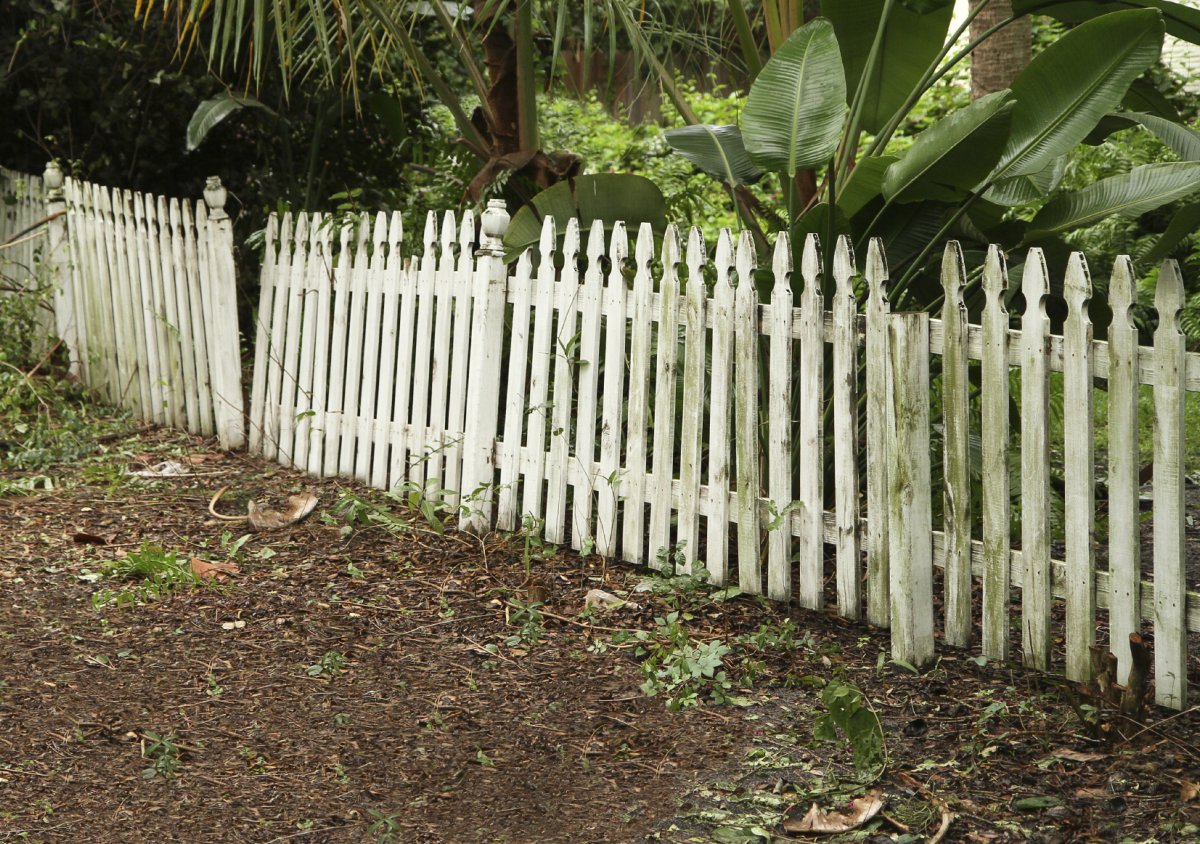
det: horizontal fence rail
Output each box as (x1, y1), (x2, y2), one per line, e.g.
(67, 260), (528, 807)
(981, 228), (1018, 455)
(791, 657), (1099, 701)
(229, 199), (1200, 712)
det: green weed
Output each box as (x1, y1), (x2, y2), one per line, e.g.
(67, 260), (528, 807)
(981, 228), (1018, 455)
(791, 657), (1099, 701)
(92, 543), (201, 608)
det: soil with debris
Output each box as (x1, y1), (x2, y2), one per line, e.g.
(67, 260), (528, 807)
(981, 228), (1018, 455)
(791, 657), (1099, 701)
(0, 421), (1198, 843)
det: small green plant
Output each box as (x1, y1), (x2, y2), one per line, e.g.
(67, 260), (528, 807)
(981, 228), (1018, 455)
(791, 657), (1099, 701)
(504, 600), (545, 649)
(141, 730), (182, 779)
(628, 611), (734, 711)
(92, 543), (201, 608)
(0, 474), (53, 495)
(219, 531), (252, 560)
(367, 810), (402, 843)
(519, 513), (550, 576)
(306, 650), (349, 677)
(813, 679), (887, 777)
(205, 673), (224, 697)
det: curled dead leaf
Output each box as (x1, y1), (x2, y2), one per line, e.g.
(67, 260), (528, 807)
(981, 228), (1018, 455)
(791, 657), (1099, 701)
(190, 557), (240, 580)
(1182, 780), (1199, 802)
(783, 790), (884, 834)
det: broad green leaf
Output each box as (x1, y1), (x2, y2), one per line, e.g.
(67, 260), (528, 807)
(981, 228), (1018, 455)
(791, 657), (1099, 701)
(1026, 162), (1200, 241)
(883, 90), (1016, 203)
(186, 93), (275, 151)
(742, 19), (847, 177)
(1124, 77), (1181, 121)
(664, 125), (763, 186)
(502, 174), (667, 262)
(993, 9), (1164, 180)
(364, 92), (407, 144)
(823, 0), (953, 133)
(840, 155), (897, 219)
(985, 156), (1067, 206)
(1013, 1), (1200, 45)
(1138, 201), (1200, 264)
(1118, 113), (1200, 160)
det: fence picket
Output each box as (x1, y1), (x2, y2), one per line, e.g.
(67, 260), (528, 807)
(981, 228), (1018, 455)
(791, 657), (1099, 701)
(768, 233), (793, 601)
(353, 213), (391, 483)
(1063, 253), (1096, 683)
(1153, 260), (1188, 709)
(306, 220), (335, 476)
(833, 237), (861, 618)
(444, 211), (476, 505)
(371, 213), (405, 490)
(146, 197), (183, 430)
(734, 232), (762, 593)
(941, 242), (972, 647)
(981, 246), (1012, 662)
(277, 212), (310, 466)
(865, 239), (891, 626)
(169, 199), (202, 434)
(181, 201), (215, 436)
(322, 221), (353, 477)
(1107, 257), (1140, 683)
(797, 235), (824, 609)
(131, 193), (166, 425)
(425, 212), (459, 492)
(649, 226), (682, 564)
(623, 224), (655, 565)
(1021, 249), (1053, 672)
(389, 243), (420, 488)
(597, 225), (629, 556)
(571, 221), (606, 548)
(499, 248), (535, 531)
(706, 230), (735, 585)
(545, 218), (581, 544)
(522, 218), (557, 523)
(338, 216), (373, 478)
(677, 230), (707, 574)
(292, 214), (323, 472)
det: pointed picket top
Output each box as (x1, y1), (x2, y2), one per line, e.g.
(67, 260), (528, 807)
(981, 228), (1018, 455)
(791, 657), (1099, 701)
(294, 209), (310, 252)
(388, 211), (404, 266)
(735, 229), (757, 289)
(562, 216), (581, 266)
(941, 241), (966, 311)
(1156, 259), (1185, 326)
(265, 210), (279, 255)
(539, 214), (557, 271)
(608, 220), (628, 266)
(373, 211), (389, 261)
(772, 231), (792, 287)
(459, 209), (475, 254)
(1063, 252), (1092, 317)
(308, 212), (325, 259)
(515, 242), (534, 283)
(660, 223), (681, 273)
(355, 212), (372, 259)
(440, 209), (457, 254)
(1110, 255), (1137, 317)
(586, 219), (606, 264)
(422, 210), (438, 262)
(800, 233), (822, 308)
(1021, 247), (1050, 318)
(714, 228), (735, 290)
(833, 235), (856, 299)
(982, 244), (1007, 304)
(635, 221), (655, 275)
(866, 237), (889, 308)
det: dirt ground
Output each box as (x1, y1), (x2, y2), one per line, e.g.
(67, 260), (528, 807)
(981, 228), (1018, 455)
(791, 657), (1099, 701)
(1, 422), (1199, 843)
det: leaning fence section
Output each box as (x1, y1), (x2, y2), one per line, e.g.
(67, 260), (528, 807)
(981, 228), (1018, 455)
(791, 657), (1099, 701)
(1, 166), (56, 347)
(249, 200), (1200, 711)
(61, 176), (245, 448)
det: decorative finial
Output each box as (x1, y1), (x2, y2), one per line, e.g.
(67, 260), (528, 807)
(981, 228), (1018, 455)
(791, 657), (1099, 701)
(203, 176), (228, 220)
(43, 160), (64, 199)
(479, 198), (510, 255)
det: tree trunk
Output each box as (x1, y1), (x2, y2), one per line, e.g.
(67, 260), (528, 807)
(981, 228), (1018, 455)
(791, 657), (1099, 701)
(969, 1), (1031, 99)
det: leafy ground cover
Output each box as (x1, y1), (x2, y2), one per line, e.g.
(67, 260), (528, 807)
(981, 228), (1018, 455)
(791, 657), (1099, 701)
(0, 407), (1198, 842)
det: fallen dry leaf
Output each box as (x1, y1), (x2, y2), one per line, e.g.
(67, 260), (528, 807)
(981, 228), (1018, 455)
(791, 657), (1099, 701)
(1182, 780), (1199, 802)
(584, 589), (637, 612)
(190, 558), (240, 580)
(783, 791), (884, 834)
(183, 453), (225, 464)
(71, 530), (114, 546)
(1074, 787), (1111, 800)
(1046, 748), (1108, 764)
(248, 491), (319, 530)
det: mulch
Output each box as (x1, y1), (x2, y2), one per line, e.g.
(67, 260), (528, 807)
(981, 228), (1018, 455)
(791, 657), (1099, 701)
(0, 424), (1198, 843)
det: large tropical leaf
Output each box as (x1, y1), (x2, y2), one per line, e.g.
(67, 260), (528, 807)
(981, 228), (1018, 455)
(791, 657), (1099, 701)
(992, 9), (1164, 180)
(1013, 1), (1200, 45)
(742, 19), (847, 177)
(664, 125), (763, 186)
(186, 93), (276, 151)
(882, 90), (1016, 203)
(839, 155), (897, 219)
(985, 156), (1068, 206)
(503, 174), (668, 262)
(1137, 201), (1200, 264)
(822, 0), (953, 134)
(1098, 113), (1200, 160)
(1026, 161), (1200, 241)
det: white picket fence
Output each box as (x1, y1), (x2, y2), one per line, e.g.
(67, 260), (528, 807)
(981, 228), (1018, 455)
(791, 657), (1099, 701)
(250, 200), (1200, 710)
(58, 174), (246, 448)
(0, 166), (56, 347)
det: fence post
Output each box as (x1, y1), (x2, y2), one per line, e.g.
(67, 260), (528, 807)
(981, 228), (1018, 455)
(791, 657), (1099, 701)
(460, 199), (510, 533)
(202, 177), (246, 450)
(42, 161), (77, 376)
(886, 312), (935, 669)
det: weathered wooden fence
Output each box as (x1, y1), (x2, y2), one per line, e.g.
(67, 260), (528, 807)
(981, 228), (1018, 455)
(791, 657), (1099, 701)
(0, 166), (57, 346)
(251, 200), (1200, 711)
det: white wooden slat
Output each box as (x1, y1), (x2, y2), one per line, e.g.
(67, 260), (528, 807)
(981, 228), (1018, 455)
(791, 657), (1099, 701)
(522, 218), (557, 523)
(277, 212), (310, 466)
(292, 214), (324, 472)
(1153, 259), (1188, 709)
(306, 221), (335, 475)
(406, 214), (439, 486)
(1063, 252), (1096, 683)
(622, 223), (656, 565)
(261, 213), (294, 460)
(981, 246), (1012, 662)
(797, 234), (824, 610)
(99, 189), (134, 414)
(677, 229), (708, 575)
(1107, 256), (1141, 683)
(338, 216), (373, 478)
(353, 213), (391, 484)
(648, 225), (682, 565)
(371, 213), (405, 489)
(596, 224), (629, 557)
(112, 188), (143, 415)
(62, 183), (90, 389)
(425, 212), (459, 493)
(866, 239), (891, 626)
(97, 185), (122, 405)
(322, 221), (354, 477)
(706, 230), (735, 585)
(146, 196), (184, 430)
(940, 242), (972, 648)
(181, 200), (215, 436)
(1020, 249), (1053, 672)
(887, 312), (935, 669)
(131, 192), (166, 425)
(833, 237), (861, 618)
(388, 249), (420, 488)
(119, 191), (153, 419)
(248, 214), (279, 454)
(74, 183), (103, 396)
(167, 199), (200, 432)
(444, 211), (475, 505)
(734, 231), (762, 593)
(767, 233), (793, 601)
(498, 248), (535, 531)
(571, 221), (607, 549)
(545, 218), (581, 544)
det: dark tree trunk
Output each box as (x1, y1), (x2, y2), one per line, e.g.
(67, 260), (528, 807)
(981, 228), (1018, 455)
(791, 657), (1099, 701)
(970, 1), (1031, 99)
